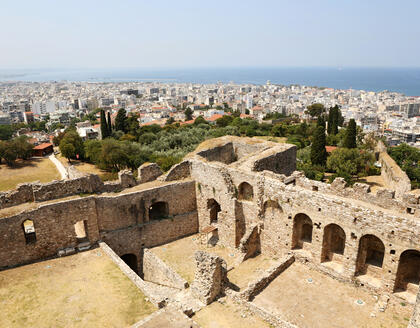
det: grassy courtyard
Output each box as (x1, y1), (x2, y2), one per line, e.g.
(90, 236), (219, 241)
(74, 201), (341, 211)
(0, 249), (156, 328)
(0, 157), (61, 191)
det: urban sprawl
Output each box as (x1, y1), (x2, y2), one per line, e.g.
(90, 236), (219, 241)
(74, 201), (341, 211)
(0, 81), (419, 147)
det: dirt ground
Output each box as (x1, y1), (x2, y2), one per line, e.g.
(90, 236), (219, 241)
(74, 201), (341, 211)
(193, 297), (271, 328)
(254, 136), (287, 143)
(228, 255), (277, 290)
(252, 262), (414, 328)
(57, 153), (117, 181)
(0, 249), (156, 328)
(357, 175), (386, 193)
(152, 234), (238, 284)
(0, 157), (61, 191)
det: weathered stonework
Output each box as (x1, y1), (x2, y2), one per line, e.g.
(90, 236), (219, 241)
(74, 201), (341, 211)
(1, 136), (420, 326)
(191, 251), (227, 305)
(143, 248), (189, 289)
(409, 290), (420, 328)
(138, 163), (163, 183)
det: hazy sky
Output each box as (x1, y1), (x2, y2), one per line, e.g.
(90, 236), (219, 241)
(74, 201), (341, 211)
(1, 0), (419, 69)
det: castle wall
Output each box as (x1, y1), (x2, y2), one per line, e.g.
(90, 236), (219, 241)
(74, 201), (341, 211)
(0, 180), (198, 271)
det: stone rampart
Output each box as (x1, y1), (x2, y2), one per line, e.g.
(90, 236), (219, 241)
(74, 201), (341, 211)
(376, 141), (411, 198)
(0, 180), (198, 270)
(143, 248), (189, 289)
(409, 290), (420, 328)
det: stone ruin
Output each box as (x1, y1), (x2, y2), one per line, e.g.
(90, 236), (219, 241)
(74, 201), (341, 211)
(191, 251), (227, 305)
(0, 135), (420, 327)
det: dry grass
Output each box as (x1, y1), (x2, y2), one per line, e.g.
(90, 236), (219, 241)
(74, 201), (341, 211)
(56, 153), (112, 179)
(193, 298), (270, 328)
(228, 255), (277, 290)
(252, 262), (414, 328)
(0, 249), (156, 328)
(0, 157), (61, 191)
(254, 136), (287, 143)
(356, 175), (387, 194)
(152, 234), (237, 284)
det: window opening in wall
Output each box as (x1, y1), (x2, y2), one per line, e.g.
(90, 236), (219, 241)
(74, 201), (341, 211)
(23, 220), (36, 244)
(74, 220), (88, 242)
(149, 202), (169, 220)
(207, 199), (221, 224)
(238, 182), (253, 201)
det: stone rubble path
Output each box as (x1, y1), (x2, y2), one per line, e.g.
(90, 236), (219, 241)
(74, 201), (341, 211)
(49, 154), (68, 180)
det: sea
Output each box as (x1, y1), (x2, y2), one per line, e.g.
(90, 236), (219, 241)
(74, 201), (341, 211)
(0, 67), (420, 96)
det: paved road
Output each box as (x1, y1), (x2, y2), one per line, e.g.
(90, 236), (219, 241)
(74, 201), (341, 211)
(49, 154), (68, 180)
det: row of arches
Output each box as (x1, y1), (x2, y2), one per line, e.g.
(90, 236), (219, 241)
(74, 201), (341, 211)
(291, 213), (420, 294)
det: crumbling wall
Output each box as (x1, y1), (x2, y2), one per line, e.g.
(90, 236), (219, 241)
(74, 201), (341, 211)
(378, 150), (411, 198)
(138, 163), (163, 183)
(409, 290), (420, 328)
(160, 160), (191, 181)
(191, 251), (227, 304)
(0, 180), (198, 270)
(142, 248), (188, 289)
(196, 141), (236, 164)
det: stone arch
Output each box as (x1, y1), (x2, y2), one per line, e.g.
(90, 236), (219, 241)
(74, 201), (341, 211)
(22, 219), (36, 244)
(394, 249), (420, 294)
(263, 200), (283, 220)
(355, 234), (385, 277)
(121, 253), (138, 273)
(207, 198), (221, 224)
(291, 213), (313, 250)
(149, 201), (169, 221)
(321, 224), (346, 263)
(238, 182), (253, 201)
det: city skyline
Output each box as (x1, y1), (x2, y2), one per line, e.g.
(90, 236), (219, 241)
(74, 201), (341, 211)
(1, 0), (420, 69)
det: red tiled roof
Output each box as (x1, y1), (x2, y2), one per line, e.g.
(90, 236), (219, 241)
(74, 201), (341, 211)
(325, 146), (338, 153)
(208, 114), (224, 122)
(33, 143), (53, 150)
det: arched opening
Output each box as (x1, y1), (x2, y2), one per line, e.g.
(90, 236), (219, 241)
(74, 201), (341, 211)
(321, 224), (346, 263)
(263, 200), (283, 220)
(74, 220), (88, 242)
(394, 250), (420, 295)
(149, 201), (169, 221)
(355, 234), (385, 278)
(22, 220), (36, 244)
(291, 213), (313, 250)
(121, 254), (138, 273)
(238, 182), (253, 201)
(207, 199), (221, 224)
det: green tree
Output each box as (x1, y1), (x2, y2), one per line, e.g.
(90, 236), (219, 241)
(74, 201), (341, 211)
(100, 110), (110, 139)
(166, 117), (175, 125)
(194, 116), (207, 125)
(0, 125), (13, 140)
(306, 103), (325, 118)
(59, 130), (84, 162)
(59, 141), (76, 163)
(388, 143), (420, 189)
(184, 107), (193, 121)
(13, 136), (34, 160)
(310, 125), (327, 166)
(84, 139), (102, 164)
(343, 119), (357, 148)
(327, 105), (339, 135)
(107, 111), (112, 135)
(115, 108), (127, 132)
(271, 124), (286, 137)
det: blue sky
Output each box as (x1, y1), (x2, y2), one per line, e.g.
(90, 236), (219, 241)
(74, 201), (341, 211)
(1, 0), (419, 68)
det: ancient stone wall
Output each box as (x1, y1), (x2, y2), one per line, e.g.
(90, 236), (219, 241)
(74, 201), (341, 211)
(376, 141), (411, 198)
(189, 138), (420, 300)
(143, 248), (189, 289)
(191, 251), (227, 304)
(409, 290), (420, 328)
(0, 180), (198, 270)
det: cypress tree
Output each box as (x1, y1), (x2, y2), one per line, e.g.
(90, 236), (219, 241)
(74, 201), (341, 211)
(115, 108), (127, 132)
(100, 109), (109, 139)
(107, 111), (112, 135)
(343, 119), (357, 148)
(317, 115), (326, 129)
(327, 106), (339, 135)
(311, 125), (327, 166)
